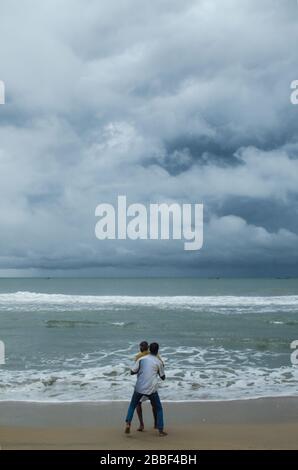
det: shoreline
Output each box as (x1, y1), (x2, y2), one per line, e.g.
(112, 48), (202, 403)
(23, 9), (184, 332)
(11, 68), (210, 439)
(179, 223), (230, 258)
(0, 393), (297, 404)
(0, 397), (297, 449)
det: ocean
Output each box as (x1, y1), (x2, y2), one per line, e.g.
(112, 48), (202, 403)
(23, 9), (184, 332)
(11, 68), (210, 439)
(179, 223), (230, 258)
(0, 278), (297, 402)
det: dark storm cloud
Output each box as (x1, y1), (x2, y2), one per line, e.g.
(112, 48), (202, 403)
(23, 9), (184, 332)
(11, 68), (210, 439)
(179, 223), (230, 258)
(0, 0), (298, 276)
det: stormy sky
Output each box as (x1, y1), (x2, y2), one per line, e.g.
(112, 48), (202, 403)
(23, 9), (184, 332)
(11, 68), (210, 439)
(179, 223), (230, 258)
(0, 0), (298, 277)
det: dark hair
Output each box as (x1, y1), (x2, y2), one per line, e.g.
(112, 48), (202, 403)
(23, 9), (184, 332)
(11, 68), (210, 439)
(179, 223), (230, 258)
(139, 341), (149, 352)
(149, 342), (159, 356)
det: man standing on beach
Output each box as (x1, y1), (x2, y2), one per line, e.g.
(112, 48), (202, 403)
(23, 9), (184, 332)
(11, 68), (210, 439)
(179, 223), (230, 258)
(125, 342), (167, 436)
(135, 340), (164, 431)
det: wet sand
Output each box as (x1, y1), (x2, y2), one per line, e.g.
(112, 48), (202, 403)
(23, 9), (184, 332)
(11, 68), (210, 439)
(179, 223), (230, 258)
(0, 397), (297, 449)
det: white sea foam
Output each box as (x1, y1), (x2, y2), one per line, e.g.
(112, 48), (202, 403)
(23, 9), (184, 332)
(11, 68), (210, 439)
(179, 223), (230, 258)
(0, 346), (297, 402)
(0, 291), (297, 312)
(0, 360), (297, 402)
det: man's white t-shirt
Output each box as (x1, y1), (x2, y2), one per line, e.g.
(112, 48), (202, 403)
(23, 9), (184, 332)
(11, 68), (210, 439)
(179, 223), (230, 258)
(132, 354), (165, 395)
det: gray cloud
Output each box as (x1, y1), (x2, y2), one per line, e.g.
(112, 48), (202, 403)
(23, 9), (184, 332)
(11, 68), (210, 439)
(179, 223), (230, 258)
(0, 0), (298, 276)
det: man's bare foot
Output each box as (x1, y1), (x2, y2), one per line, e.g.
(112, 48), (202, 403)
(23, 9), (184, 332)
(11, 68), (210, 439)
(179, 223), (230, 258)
(159, 431), (168, 436)
(125, 424), (131, 434)
(137, 425), (144, 432)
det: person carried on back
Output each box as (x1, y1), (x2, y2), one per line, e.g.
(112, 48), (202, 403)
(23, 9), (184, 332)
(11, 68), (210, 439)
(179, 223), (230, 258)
(125, 342), (167, 436)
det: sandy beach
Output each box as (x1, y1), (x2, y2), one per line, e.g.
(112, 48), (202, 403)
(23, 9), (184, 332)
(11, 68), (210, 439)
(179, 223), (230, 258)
(0, 397), (297, 450)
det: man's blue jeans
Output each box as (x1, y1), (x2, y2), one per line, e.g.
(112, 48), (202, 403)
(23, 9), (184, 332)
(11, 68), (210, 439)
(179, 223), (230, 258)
(126, 390), (164, 431)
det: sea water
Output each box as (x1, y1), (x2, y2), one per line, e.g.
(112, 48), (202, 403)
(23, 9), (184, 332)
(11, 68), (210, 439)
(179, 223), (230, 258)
(0, 277), (297, 402)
